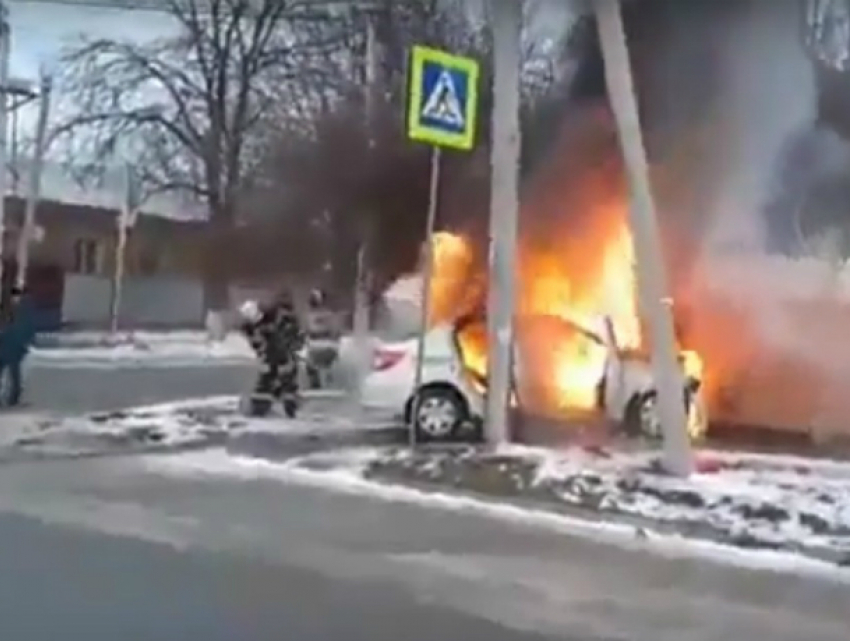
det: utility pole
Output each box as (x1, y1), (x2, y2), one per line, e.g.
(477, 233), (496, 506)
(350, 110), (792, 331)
(485, 0), (522, 444)
(109, 163), (138, 335)
(0, 2), (10, 301)
(16, 70), (51, 290)
(352, 5), (382, 401)
(595, 0), (693, 476)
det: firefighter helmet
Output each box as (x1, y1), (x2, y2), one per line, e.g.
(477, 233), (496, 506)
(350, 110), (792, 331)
(238, 299), (262, 323)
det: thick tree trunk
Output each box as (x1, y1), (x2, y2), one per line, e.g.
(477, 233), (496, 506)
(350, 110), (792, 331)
(202, 209), (234, 313)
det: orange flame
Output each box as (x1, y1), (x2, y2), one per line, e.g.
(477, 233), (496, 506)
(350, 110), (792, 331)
(422, 112), (703, 419)
(427, 209), (640, 415)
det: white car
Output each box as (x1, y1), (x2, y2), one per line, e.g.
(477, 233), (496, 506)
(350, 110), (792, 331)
(360, 324), (486, 441)
(359, 315), (707, 443)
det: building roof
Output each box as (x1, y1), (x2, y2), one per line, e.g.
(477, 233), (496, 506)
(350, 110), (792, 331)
(3, 194), (207, 236)
(9, 158), (207, 222)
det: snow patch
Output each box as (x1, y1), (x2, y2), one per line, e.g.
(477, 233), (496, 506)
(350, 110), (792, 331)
(493, 444), (850, 553)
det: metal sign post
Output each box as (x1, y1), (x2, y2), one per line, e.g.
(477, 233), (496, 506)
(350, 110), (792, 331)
(410, 146), (442, 447)
(595, 0), (693, 476)
(406, 45), (480, 444)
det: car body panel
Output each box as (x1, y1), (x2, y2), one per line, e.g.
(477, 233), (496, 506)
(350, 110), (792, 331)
(360, 326), (484, 419)
(360, 317), (703, 434)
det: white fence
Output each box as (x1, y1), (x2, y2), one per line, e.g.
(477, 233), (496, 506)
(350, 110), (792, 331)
(62, 273), (243, 329)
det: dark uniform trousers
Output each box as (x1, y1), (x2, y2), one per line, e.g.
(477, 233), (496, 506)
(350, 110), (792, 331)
(255, 356), (299, 401)
(243, 307), (304, 407)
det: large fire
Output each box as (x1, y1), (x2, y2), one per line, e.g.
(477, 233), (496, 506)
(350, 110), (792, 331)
(422, 113), (702, 419)
(427, 210), (639, 415)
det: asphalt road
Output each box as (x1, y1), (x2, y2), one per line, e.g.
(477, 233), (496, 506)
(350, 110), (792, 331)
(0, 454), (846, 641)
(9, 363), (850, 640)
(0, 512), (544, 641)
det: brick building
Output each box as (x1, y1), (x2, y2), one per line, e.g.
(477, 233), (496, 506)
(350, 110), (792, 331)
(1, 194), (207, 330)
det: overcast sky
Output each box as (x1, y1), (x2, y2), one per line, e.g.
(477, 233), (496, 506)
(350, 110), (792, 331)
(8, 0), (573, 79)
(3, 0), (573, 213)
(5, 3), (184, 213)
(9, 2), (175, 80)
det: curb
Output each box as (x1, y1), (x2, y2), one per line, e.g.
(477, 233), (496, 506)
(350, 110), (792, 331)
(0, 433), (228, 465)
(227, 426), (406, 460)
(0, 425), (407, 466)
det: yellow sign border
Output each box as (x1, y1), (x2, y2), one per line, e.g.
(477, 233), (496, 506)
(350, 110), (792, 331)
(407, 45), (480, 151)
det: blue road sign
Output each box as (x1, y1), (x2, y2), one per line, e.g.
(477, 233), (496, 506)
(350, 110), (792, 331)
(407, 45), (480, 151)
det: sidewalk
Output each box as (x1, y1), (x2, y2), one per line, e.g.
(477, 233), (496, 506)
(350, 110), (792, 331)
(0, 397), (234, 459)
(30, 331), (255, 368)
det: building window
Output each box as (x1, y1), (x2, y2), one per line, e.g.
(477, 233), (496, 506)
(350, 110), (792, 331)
(72, 238), (103, 275)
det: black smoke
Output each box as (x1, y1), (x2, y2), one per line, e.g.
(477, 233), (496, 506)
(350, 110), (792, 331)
(558, 0), (850, 256)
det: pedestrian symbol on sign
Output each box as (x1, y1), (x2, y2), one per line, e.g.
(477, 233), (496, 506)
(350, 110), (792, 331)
(407, 45), (479, 151)
(420, 70), (465, 129)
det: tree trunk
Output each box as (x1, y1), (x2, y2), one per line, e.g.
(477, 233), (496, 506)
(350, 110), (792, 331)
(202, 209), (234, 313)
(202, 267), (230, 313)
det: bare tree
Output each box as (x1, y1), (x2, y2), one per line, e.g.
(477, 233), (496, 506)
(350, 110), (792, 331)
(243, 1), (478, 301)
(250, 0), (575, 307)
(53, 0), (344, 310)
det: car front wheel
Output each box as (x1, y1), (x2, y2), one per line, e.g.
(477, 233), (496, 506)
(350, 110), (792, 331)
(410, 386), (468, 443)
(623, 388), (707, 441)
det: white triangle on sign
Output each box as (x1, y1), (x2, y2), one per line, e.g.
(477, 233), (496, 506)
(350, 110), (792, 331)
(421, 70), (465, 128)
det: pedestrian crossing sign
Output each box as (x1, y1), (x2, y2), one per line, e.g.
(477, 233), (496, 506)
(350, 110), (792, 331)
(407, 45), (480, 151)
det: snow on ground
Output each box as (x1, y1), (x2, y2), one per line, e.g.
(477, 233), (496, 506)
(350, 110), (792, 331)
(0, 396), (235, 456)
(30, 332), (254, 368)
(146, 441), (850, 567)
(143, 448), (850, 584)
(495, 444), (850, 553)
(0, 394), (398, 458)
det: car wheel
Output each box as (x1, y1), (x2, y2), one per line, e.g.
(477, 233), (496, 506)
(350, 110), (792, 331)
(623, 389), (706, 440)
(624, 392), (662, 439)
(411, 387), (467, 443)
(685, 388), (709, 441)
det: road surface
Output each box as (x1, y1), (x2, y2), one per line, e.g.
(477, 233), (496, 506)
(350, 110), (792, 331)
(0, 452), (846, 641)
(12, 362), (850, 639)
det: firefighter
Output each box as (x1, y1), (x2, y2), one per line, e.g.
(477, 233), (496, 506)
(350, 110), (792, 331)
(304, 288), (339, 389)
(238, 291), (305, 418)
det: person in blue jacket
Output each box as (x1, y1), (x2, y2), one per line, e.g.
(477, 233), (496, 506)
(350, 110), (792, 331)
(0, 286), (37, 407)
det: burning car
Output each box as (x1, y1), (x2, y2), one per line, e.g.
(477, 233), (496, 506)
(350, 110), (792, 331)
(360, 313), (707, 443)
